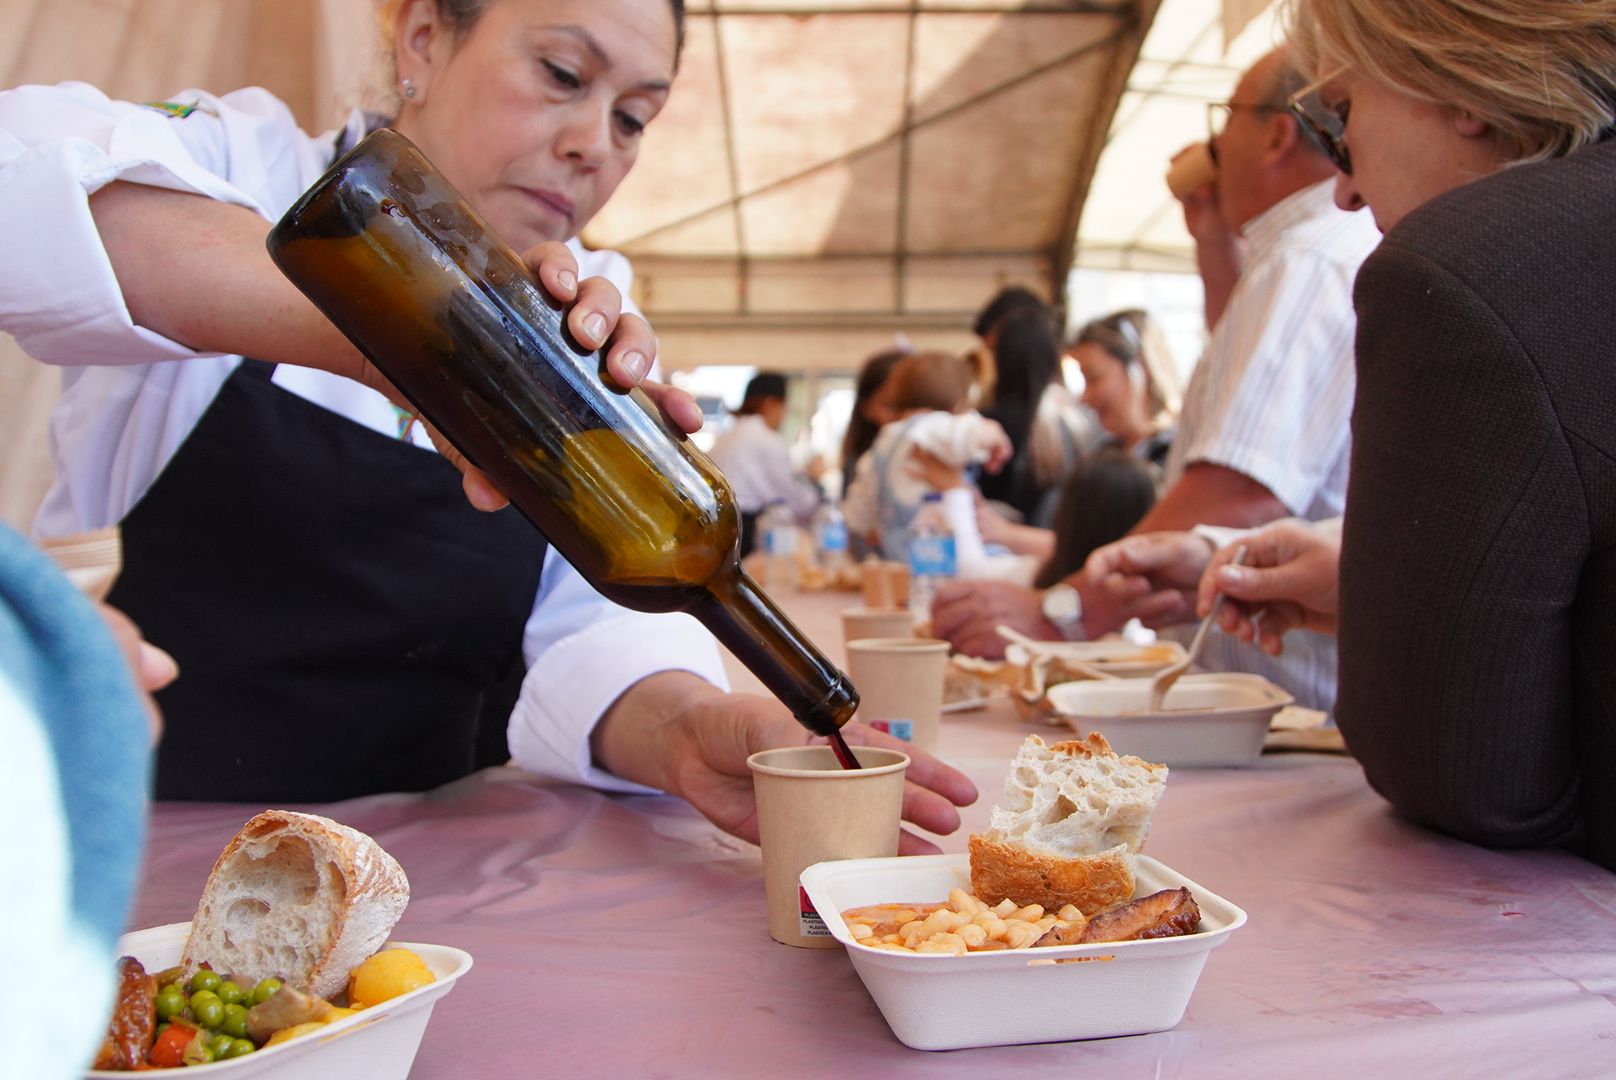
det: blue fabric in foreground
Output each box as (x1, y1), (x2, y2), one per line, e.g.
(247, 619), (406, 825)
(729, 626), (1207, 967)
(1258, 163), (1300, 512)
(0, 523), (149, 948)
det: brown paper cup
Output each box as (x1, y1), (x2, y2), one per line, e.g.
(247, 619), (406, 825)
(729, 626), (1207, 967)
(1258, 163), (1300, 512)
(1166, 141), (1217, 199)
(840, 606), (915, 647)
(859, 560), (910, 608)
(846, 637), (950, 753)
(748, 745), (909, 947)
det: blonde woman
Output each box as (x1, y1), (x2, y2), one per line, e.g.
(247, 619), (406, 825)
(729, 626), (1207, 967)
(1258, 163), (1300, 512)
(1221, 0), (1616, 866)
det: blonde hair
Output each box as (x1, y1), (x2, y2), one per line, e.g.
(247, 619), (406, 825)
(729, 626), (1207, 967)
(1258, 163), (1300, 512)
(1283, 0), (1616, 164)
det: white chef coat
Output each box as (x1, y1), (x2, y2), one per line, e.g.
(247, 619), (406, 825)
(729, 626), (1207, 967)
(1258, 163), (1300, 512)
(0, 81), (727, 791)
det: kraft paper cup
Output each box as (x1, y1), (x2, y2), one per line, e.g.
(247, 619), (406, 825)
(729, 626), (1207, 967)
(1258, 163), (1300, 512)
(846, 637), (950, 752)
(748, 745), (909, 948)
(1166, 141), (1217, 199)
(860, 560), (910, 609)
(841, 606), (916, 647)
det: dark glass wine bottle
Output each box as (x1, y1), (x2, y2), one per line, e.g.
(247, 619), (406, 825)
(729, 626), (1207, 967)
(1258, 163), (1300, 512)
(267, 128), (860, 761)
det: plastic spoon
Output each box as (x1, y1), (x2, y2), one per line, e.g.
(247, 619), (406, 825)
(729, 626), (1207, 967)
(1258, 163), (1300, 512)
(1145, 545), (1248, 712)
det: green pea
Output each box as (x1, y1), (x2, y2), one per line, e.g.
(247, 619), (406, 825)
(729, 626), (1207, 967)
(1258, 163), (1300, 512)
(220, 1003), (249, 1039)
(249, 978), (283, 1006)
(155, 990), (187, 1021)
(160, 981), (187, 998)
(188, 969), (222, 994)
(207, 1033), (234, 1060)
(222, 1038), (256, 1059)
(190, 991), (224, 1030)
(216, 980), (245, 1007)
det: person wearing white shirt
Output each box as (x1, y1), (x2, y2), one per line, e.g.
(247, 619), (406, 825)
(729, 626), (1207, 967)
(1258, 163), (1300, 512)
(931, 47), (1379, 712)
(705, 372), (821, 555)
(0, 1), (975, 844)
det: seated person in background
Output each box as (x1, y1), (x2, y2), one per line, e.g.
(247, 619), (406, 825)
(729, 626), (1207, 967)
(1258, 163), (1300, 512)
(977, 307), (1098, 527)
(1066, 309), (1179, 474)
(843, 352), (1010, 563)
(0, 523), (173, 1079)
(707, 370), (824, 557)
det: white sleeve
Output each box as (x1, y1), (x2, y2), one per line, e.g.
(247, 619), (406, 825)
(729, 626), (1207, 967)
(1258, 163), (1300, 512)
(1172, 247), (1359, 515)
(0, 83), (329, 367)
(506, 548), (731, 793)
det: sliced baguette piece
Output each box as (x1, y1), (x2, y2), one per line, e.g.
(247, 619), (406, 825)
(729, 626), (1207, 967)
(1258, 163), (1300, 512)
(181, 810), (409, 999)
(969, 733), (1167, 915)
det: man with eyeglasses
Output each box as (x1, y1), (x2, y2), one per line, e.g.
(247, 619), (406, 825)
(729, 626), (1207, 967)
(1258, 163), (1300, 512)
(931, 48), (1379, 715)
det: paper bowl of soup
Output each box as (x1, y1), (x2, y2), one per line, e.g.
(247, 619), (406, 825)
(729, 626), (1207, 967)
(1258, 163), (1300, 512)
(1044, 672), (1293, 767)
(87, 922), (471, 1079)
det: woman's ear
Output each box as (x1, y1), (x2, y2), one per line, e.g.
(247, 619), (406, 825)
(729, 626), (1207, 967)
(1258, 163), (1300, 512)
(394, 0), (446, 103)
(1452, 109), (1489, 139)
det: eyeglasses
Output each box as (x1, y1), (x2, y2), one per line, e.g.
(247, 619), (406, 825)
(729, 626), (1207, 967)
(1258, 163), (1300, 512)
(1287, 75), (1352, 175)
(1206, 100), (1282, 140)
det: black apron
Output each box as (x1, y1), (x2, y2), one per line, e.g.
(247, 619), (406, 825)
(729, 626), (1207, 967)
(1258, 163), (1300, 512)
(108, 360), (547, 802)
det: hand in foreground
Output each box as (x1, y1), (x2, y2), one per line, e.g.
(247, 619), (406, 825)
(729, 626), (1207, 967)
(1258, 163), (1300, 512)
(1198, 519), (1342, 655)
(412, 242), (703, 511)
(930, 580), (1052, 659)
(97, 604), (179, 744)
(1083, 531), (1217, 630)
(594, 673), (978, 855)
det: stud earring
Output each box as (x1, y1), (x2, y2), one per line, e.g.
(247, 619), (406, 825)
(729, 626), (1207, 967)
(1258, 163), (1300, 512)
(401, 78), (417, 100)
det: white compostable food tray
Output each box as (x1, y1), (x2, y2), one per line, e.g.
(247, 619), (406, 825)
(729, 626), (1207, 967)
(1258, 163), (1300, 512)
(800, 853), (1245, 1051)
(1046, 672), (1294, 767)
(87, 922), (472, 1079)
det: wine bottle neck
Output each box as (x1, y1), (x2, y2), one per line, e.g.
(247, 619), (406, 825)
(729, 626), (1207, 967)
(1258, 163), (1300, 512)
(697, 570), (858, 737)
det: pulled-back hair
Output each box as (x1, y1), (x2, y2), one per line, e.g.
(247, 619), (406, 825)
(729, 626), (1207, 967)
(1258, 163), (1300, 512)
(378, 1), (688, 104)
(1283, 0), (1616, 164)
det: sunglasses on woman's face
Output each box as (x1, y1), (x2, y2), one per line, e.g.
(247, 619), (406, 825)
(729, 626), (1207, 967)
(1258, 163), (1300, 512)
(1288, 74), (1352, 175)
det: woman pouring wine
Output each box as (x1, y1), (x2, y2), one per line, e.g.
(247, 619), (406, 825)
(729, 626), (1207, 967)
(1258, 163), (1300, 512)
(0, 0), (975, 846)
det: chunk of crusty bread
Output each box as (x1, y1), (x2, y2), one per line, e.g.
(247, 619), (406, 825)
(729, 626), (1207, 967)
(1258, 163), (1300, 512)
(969, 733), (1167, 915)
(181, 810), (409, 999)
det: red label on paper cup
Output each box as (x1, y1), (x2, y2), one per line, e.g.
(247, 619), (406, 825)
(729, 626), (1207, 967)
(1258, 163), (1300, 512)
(869, 718), (915, 742)
(799, 885), (829, 936)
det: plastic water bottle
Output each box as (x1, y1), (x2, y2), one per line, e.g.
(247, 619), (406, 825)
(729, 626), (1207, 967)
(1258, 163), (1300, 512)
(907, 493), (956, 623)
(813, 502), (850, 572)
(759, 500), (799, 588)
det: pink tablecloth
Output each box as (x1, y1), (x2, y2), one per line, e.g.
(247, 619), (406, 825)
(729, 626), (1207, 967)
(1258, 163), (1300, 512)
(127, 592), (1616, 1077)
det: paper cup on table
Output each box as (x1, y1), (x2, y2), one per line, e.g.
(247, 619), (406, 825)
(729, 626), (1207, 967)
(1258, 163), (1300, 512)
(748, 745), (909, 948)
(1166, 141), (1217, 199)
(840, 606), (915, 647)
(860, 560), (910, 609)
(846, 637), (949, 752)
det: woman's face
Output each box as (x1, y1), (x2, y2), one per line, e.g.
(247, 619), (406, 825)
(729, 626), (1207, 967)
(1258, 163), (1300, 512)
(394, 0), (677, 253)
(1322, 70), (1509, 233)
(1074, 343), (1140, 438)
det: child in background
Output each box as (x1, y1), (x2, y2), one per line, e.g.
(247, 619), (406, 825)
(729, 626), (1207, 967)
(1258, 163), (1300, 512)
(843, 352), (1011, 562)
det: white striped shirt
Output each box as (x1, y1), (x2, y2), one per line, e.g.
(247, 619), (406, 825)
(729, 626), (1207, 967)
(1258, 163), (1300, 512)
(1164, 179), (1380, 712)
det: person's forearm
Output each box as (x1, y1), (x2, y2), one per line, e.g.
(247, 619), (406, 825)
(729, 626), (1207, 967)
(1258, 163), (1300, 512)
(89, 182), (372, 382)
(589, 670), (723, 793)
(1128, 463), (1287, 535)
(998, 521), (1055, 560)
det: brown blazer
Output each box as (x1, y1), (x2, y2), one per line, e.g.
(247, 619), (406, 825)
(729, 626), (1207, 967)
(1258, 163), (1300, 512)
(1338, 134), (1616, 872)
